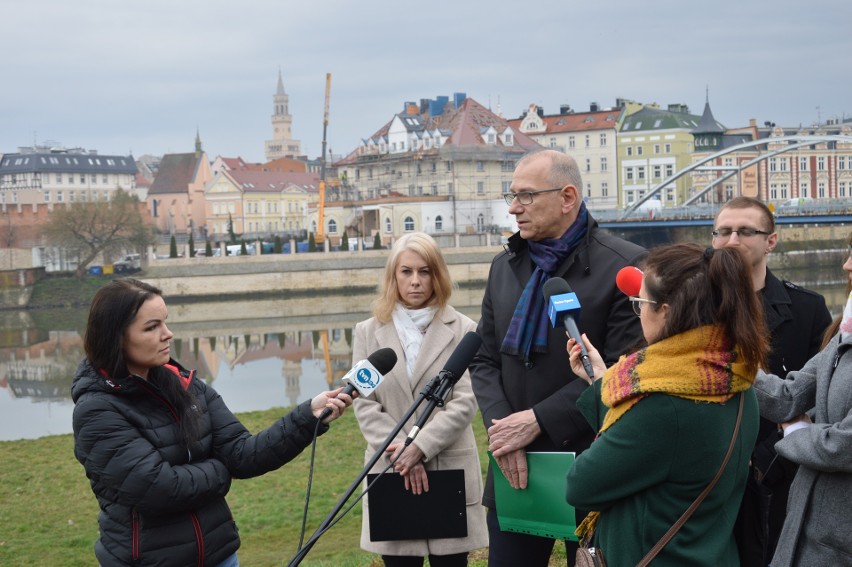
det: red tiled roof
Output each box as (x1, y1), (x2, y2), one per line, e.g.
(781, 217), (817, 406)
(507, 108), (622, 134)
(226, 169), (320, 193)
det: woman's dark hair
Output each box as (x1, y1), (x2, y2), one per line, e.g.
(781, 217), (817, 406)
(643, 243), (769, 375)
(85, 277), (201, 448)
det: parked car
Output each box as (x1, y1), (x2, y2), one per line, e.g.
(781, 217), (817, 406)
(113, 253), (142, 273)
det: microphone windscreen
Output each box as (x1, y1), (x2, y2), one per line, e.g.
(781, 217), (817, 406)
(443, 332), (482, 376)
(542, 277), (572, 300)
(615, 266), (643, 297)
(367, 347), (397, 375)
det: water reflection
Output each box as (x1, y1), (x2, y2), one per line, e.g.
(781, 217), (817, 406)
(1, 271), (848, 442)
(0, 289), (484, 441)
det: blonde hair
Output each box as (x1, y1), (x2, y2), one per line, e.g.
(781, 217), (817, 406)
(373, 232), (453, 322)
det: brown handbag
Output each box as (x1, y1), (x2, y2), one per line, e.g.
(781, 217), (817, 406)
(575, 393), (745, 567)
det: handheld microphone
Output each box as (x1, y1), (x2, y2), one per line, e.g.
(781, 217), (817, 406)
(405, 332), (482, 444)
(615, 266), (644, 297)
(319, 347), (397, 420)
(542, 277), (595, 380)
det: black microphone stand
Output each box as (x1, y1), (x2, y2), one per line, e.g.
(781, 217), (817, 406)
(286, 370), (456, 566)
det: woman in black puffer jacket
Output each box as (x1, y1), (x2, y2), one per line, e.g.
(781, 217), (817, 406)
(72, 278), (353, 567)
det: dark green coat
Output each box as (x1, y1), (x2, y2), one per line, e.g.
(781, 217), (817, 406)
(566, 384), (759, 567)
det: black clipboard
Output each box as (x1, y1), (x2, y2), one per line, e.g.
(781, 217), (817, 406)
(366, 469), (467, 541)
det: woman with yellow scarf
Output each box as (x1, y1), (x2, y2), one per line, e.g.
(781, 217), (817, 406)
(565, 243), (769, 566)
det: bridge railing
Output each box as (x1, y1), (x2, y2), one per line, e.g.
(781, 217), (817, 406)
(592, 198), (852, 222)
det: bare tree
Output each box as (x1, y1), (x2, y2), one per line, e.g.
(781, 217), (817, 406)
(42, 188), (155, 278)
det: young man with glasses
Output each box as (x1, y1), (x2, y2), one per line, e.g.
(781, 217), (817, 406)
(470, 150), (646, 566)
(711, 196), (831, 566)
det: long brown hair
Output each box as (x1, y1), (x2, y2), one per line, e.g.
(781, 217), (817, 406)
(85, 278), (201, 448)
(643, 243), (769, 375)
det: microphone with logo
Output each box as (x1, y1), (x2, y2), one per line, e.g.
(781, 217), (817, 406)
(404, 331), (482, 445)
(319, 347), (397, 421)
(542, 277), (596, 380)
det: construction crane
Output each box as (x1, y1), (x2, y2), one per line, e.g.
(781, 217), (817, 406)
(315, 73), (331, 245)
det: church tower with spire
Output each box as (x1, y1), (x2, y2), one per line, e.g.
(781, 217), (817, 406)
(264, 69), (302, 161)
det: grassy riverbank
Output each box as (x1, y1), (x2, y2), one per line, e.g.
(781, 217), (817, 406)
(0, 407), (566, 566)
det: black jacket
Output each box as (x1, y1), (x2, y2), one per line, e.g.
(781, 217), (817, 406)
(470, 215), (646, 509)
(72, 358), (327, 566)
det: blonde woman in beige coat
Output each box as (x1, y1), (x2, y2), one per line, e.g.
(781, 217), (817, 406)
(353, 232), (488, 567)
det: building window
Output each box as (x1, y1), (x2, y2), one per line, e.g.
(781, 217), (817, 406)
(585, 159), (591, 172)
(431, 183), (438, 195)
(665, 164), (674, 177)
(476, 213), (485, 232)
(103, 174), (109, 183)
(818, 181), (826, 198)
(654, 144), (660, 154)
(585, 135), (590, 148)
(446, 161), (452, 172)
(477, 181), (484, 194)
(664, 143), (671, 153)
(404, 216), (415, 231)
(818, 156), (826, 171)
(435, 215), (443, 231)
(476, 161), (484, 172)
(600, 133), (607, 147)
(625, 168), (634, 181)
(44, 191), (50, 202)
(502, 181), (511, 192)
(586, 183), (592, 197)
(799, 157), (808, 171)
(653, 165), (662, 178)
(447, 182), (453, 194)
(568, 136), (575, 149)
(839, 156), (846, 170)
(770, 184), (778, 199)
(600, 157), (607, 172)
(769, 158), (777, 172)
(57, 191), (63, 202)
(637, 166), (646, 180)
(385, 217), (392, 233)
(601, 182), (608, 197)
(840, 182), (848, 197)
(56, 174), (62, 184)
(637, 146), (644, 156)
(626, 146), (633, 156)
(549, 137), (557, 148)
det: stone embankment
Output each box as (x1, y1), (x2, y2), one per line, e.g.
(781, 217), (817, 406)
(141, 246), (500, 301)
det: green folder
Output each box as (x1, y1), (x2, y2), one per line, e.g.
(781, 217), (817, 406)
(488, 451), (577, 541)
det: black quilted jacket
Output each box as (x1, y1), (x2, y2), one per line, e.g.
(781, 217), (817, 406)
(72, 358), (327, 566)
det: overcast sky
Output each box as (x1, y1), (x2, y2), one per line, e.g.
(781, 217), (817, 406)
(2, 0), (848, 163)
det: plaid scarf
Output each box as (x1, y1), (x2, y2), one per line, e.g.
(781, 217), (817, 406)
(501, 203), (588, 363)
(576, 324), (754, 540)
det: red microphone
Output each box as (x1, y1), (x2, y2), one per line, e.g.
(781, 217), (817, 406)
(616, 266), (643, 296)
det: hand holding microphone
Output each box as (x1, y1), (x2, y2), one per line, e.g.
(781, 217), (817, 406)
(566, 335), (605, 385)
(315, 348), (397, 423)
(542, 277), (600, 380)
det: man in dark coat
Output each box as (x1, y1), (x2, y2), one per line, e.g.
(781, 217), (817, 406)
(470, 150), (646, 566)
(712, 196), (832, 566)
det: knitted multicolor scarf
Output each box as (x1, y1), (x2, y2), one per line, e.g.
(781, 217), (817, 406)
(575, 324), (754, 541)
(501, 202), (588, 363)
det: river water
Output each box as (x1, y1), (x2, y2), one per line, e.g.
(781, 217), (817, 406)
(1, 263), (848, 442)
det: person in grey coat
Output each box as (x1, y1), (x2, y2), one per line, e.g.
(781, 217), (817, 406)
(752, 242), (852, 567)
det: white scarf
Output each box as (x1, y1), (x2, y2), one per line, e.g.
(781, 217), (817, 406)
(841, 291), (852, 341)
(392, 303), (436, 381)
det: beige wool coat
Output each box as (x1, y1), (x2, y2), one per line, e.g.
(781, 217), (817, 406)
(352, 306), (488, 557)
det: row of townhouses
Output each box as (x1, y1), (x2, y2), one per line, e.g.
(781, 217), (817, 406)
(2, 73), (851, 271)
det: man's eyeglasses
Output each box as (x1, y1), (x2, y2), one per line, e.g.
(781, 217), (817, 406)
(629, 296), (657, 316)
(502, 188), (563, 206)
(711, 227), (771, 239)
